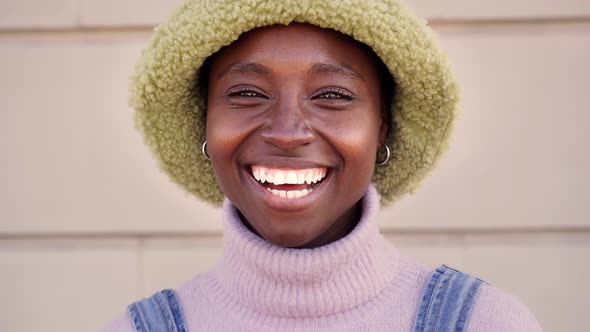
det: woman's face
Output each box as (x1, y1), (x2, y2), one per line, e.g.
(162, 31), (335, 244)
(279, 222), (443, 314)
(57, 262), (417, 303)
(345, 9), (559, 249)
(206, 23), (387, 248)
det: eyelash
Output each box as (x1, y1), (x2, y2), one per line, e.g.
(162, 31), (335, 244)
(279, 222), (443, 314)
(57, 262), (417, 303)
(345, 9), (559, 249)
(227, 87), (266, 98)
(226, 87), (354, 101)
(314, 88), (354, 101)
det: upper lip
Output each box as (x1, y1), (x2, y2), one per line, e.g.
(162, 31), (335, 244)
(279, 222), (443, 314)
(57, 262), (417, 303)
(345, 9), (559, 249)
(242, 157), (333, 170)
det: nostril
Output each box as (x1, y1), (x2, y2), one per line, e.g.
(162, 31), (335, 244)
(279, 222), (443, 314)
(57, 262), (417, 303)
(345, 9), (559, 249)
(261, 129), (315, 150)
(261, 120), (315, 150)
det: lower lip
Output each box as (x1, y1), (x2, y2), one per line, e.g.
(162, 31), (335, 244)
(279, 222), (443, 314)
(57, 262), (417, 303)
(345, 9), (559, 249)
(244, 169), (331, 211)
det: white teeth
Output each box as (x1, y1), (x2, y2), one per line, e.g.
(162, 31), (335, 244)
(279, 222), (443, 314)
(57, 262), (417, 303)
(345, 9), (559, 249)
(251, 166), (328, 185)
(259, 169), (267, 183)
(273, 172), (285, 185)
(267, 188), (313, 199)
(286, 171), (298, 184)
(313, 171), (322, 183)
(252, 165), (325, 199)
(305, 171), (313, 184)
(297, 172), (305, 184)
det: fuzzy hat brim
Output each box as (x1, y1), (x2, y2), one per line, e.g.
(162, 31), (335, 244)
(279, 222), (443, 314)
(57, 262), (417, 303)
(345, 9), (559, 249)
(130, 0), (460, 206)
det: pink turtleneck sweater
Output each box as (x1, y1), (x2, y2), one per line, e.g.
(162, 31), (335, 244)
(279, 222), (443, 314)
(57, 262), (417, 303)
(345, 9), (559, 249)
(102, 187), (542, 331)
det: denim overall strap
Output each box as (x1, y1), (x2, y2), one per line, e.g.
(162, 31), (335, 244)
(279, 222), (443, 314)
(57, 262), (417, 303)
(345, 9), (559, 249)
(127, 289), (187, 332)
(413, 265), (487, 332)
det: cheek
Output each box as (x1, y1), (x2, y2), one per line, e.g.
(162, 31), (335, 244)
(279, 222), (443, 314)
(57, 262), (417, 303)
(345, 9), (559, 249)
(206, 104), (258, 159)
(318, 118), (380, 200)
(327, 112), (382, 170)
(343, 134), (379, 183)
(205, 107), (254, 192)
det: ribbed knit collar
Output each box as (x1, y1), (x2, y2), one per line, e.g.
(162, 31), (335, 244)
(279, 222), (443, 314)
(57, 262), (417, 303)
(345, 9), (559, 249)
(213, 185), (400, 319)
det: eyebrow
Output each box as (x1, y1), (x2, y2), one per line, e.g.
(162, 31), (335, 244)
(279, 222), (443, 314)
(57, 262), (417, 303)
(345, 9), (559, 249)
(216, 62), (271, 79)
(215, 61), (365, 81)
(308, 62), (365, 81)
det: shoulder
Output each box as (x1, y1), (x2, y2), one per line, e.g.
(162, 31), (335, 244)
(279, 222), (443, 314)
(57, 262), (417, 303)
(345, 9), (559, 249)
(99, 274), (206, 332)
(467, 283), (543, 332)
(100, 313), (135, 332)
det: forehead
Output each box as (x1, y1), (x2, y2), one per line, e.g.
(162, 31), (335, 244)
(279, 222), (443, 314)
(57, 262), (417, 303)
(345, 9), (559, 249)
(208, 23), (380, 79)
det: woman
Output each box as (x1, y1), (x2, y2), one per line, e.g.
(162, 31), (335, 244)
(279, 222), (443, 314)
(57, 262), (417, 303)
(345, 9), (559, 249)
(103, 0), (542, 331)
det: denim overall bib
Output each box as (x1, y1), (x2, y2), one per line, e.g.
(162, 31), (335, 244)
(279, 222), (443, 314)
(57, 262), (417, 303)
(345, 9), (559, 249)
(127, 265), (487, 332)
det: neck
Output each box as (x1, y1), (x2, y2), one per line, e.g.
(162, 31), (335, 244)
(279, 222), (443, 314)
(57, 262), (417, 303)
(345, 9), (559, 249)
(214, 185), (400, 318)
(294, 202), (361, 249)
(239, 200), (362, 249)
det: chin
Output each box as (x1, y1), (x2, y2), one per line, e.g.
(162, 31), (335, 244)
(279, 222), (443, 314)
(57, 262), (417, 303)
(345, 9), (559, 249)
(277, 239), (308, 249)
(260, 226), (317, 248)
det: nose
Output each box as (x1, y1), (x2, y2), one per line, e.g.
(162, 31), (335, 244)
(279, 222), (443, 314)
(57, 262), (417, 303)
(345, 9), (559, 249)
(260, 99), (315, 151)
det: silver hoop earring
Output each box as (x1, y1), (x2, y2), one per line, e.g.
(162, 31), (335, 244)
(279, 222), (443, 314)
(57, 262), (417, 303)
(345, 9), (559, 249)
(377, 144), (390, 166)
(202, 141), (210, 160)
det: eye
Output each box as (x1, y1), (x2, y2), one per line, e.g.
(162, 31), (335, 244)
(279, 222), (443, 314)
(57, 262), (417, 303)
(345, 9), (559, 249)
(227, 86), (267, 98)
(313, 88), (354, 101)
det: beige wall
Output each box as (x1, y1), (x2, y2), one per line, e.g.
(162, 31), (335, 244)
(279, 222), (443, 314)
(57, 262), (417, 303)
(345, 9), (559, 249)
(0, 1), (589, 331)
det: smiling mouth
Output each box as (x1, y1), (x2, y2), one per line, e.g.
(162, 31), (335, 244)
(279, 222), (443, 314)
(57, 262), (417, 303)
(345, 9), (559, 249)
(250, 165), (329, 199)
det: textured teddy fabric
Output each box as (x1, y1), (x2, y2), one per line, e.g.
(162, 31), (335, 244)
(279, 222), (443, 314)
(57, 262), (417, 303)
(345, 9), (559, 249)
(130, 0), (460, 205)
(102, 187), (542, 331)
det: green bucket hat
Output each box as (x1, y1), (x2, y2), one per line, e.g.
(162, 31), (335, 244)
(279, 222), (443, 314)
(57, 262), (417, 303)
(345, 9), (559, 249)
(130, 0), (460, 206)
